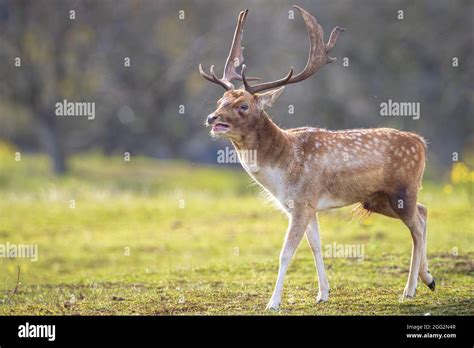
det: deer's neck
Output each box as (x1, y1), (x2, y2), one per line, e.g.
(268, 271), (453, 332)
(231, 111), (291, 169)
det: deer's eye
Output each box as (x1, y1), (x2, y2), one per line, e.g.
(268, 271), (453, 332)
(240, 104), (249, 111)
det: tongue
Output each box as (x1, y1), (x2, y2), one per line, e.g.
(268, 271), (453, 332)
(213, 124), (228, 131)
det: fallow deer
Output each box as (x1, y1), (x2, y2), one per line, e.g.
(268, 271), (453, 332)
(200, 6), (435, 310)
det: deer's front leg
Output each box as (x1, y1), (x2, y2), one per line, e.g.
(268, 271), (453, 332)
(306, 215), (330, 303)
(266, 208), (312, 311)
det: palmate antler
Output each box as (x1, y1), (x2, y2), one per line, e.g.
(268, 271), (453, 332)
(199, 9), (259, 90)
(199, 6), (345, 94)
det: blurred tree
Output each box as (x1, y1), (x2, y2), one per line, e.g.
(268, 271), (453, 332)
(0, 1), (105, 173)
(0, 0), (471, 177)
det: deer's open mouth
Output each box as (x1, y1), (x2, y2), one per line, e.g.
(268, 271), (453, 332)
(211, 123), (231, 134)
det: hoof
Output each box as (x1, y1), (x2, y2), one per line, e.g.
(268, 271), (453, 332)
(402, 288), (416, 299)
(265, 305), (280, 311)
(317, 290), (329, 303)
(265, 299), (281, 311)
(428, 278), (436, 291)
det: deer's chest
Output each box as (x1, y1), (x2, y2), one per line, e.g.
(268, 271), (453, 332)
(255, 166), (286, 194)
(245, 165), (290, 205)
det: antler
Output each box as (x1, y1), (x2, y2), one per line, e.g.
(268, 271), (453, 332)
(241, 5), (345, 94)
(199, 9), (259, 90)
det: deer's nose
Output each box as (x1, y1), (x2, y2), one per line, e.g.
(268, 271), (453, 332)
(207, 113), (218, 125)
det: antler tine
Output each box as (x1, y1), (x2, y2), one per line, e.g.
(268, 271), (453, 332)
(241, 64), (264, 88)
(199, 64), (217, 84)
(326, 26), (346, 63)
(244, 5), (344, 94)
(199, 63), (258, 90)
(199, 64), (232, 90)
(210, 65), (233, 90)
(241, 65), (251, 91)
(243, 65), (294, 95)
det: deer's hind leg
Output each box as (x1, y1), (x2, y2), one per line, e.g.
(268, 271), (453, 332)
(416, 203), (435, 290)
(363, 191), (433, 297)
(387, 187), (424, 298)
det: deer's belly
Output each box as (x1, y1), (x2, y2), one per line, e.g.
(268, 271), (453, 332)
(315, 194), (352, 211)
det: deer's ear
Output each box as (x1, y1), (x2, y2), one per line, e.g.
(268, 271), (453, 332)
(255, 87), (285, 110)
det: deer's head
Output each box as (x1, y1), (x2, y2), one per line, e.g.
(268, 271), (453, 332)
(200, 6), (344, 141)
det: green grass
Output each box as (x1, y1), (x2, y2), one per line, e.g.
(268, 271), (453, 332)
(0, 152), (472, 315)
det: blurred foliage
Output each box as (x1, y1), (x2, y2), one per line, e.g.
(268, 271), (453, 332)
(0, 0), (472, 177)
(451, 162), (474, 184)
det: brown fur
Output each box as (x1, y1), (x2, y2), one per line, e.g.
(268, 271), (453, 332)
(201, 6), (433, 310)
(206, 88), (434, 306)
(211, 90), (427, 216)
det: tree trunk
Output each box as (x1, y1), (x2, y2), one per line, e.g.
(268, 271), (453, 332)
(37, 117), (68, 175)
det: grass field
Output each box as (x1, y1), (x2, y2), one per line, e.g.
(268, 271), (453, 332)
(0, 151), (472, 315)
